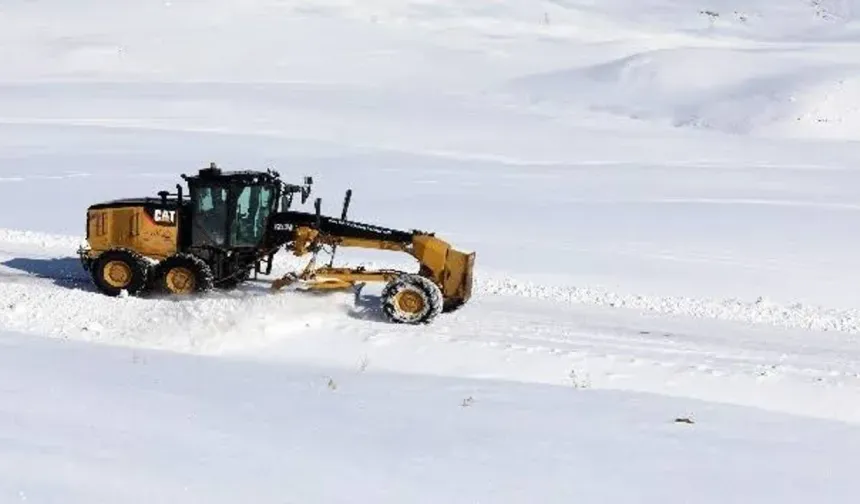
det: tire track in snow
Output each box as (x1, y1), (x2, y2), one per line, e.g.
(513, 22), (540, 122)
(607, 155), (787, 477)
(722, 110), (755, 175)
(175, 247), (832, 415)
(350, 295), (860, 423)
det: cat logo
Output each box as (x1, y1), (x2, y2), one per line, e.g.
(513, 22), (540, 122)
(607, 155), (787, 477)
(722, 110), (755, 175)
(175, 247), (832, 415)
(153, 209), (177, 224)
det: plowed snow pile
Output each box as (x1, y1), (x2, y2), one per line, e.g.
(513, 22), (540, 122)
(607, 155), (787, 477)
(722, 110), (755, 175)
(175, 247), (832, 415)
(4, 0), (860, 502)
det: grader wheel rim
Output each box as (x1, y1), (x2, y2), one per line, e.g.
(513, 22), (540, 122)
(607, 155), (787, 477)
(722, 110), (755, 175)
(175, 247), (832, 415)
(394, 289), (426, 315)
(165, 266), (196, 294)
(103, 260), (132, 288)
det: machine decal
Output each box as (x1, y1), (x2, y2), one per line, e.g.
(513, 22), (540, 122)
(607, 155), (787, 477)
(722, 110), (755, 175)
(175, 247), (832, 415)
(144, 206), (178, 226)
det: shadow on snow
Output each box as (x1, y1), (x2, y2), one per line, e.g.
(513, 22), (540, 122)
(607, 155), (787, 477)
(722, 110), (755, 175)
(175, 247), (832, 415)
(1, 256), (94, 291)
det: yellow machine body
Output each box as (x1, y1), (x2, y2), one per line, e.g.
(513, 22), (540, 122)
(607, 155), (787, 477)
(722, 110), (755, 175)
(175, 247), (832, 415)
(85, 204), (179, 260)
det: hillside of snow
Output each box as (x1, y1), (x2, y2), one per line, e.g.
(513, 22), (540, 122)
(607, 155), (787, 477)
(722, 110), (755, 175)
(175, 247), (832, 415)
(5, 0), (860, 501)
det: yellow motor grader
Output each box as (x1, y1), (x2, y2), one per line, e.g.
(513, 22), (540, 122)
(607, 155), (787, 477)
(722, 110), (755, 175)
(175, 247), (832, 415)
(78, 163), (474, 324)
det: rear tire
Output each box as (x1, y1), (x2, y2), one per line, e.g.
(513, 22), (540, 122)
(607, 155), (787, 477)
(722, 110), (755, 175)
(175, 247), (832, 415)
(153, 254), (214, 295)
(91, 248), (149, 297)
(381, 274), (443, 324)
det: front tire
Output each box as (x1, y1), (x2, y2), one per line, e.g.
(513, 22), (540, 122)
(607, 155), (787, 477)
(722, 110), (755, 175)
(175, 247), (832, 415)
(153, 254), (214, 295)
(91, 248), (149, 297)
(381, 274), (443, 324)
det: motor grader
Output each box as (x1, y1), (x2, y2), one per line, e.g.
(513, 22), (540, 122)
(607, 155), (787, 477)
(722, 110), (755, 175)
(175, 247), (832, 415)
(78, 163), (474, 324)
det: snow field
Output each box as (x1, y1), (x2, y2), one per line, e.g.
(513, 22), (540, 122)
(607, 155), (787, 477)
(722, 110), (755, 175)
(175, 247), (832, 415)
(4, 0), (860, 501)
(3, 329), (860, 504)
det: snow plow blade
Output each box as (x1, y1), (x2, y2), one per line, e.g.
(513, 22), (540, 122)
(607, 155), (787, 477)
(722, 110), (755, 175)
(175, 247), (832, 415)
(443, 248), (475, 312)
(414, 235), (475, 312)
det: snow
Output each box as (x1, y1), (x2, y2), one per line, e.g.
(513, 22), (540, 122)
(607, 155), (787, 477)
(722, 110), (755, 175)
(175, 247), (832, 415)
(4, 0), (860, 501)
(3, 329), (860, 503)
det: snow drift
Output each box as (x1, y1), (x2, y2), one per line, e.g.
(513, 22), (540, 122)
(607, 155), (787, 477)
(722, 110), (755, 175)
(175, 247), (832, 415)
(507, 48), (860, 138)
(500, 0), (860, 139)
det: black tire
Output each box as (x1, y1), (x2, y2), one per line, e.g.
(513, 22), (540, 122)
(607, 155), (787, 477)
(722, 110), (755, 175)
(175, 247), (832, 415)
(381, 274), (443, 324)
(152, 253), (214, 295)
(91, 248), (150, 297)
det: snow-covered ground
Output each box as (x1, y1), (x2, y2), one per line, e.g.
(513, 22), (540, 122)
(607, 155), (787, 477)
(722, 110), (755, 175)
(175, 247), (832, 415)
(4, 328), (860, 503)
(7, 329), (860, 503)
(4, 0), (860, 501)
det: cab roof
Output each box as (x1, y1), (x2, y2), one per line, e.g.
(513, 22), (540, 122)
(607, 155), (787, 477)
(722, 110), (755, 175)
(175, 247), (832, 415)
(181, 163), (282, 185)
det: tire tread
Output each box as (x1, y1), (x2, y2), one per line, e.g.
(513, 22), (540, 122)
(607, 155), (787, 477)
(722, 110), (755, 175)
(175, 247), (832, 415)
(381, 273), (443, 324)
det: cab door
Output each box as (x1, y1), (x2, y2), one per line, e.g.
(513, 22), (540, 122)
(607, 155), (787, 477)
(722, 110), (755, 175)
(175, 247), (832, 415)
(189, 185), (230, 248)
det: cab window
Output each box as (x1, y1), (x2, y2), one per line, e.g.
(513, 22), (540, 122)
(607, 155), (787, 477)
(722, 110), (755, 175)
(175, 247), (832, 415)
(191, 185), (229, 246)
(232, 185), (274, 246)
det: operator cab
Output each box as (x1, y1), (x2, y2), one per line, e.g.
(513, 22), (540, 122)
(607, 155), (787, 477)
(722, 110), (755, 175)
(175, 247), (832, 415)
(182, 164), (282, 250)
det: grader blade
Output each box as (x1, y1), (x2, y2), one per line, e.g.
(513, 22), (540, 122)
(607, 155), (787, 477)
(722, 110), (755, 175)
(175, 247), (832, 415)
(440, 248), (475, 312)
